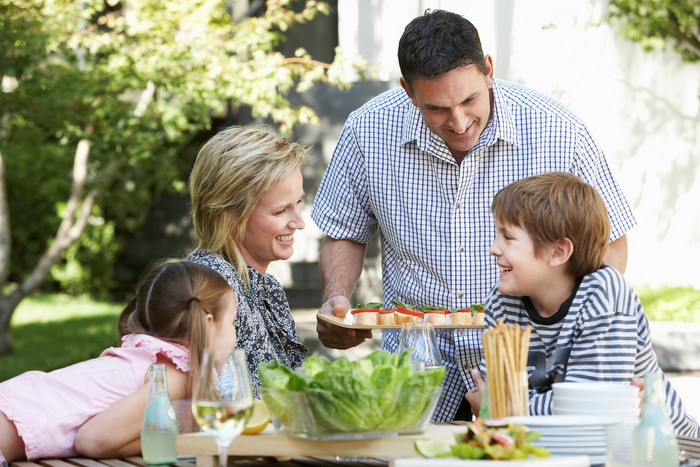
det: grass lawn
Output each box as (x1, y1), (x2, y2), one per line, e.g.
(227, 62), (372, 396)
(0, 294), (122, 381)
(0, 285), (698, 381)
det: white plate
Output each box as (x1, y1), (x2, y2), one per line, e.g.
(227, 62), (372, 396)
(531, 426), (604, 435)
(534, 438), (605, 448)
(544, 446), (606, 455)
(506, 415), (611, 427)
(390, 455), (591, 466)
(552, 382), (639, 398)
(536, 430), (605, 439)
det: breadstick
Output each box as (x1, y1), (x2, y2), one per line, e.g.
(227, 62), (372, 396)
(483, 320), (532, 418)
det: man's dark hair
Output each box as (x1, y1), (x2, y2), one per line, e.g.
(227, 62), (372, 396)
(398, 9), (486, 88)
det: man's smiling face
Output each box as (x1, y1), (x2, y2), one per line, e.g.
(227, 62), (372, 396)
(401, 57), (494, 162)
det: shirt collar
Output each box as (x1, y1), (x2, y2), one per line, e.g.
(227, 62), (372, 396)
(479, 79), (518, 149)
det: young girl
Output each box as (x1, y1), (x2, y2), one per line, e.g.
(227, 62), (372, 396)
(0, 260), (236, 462)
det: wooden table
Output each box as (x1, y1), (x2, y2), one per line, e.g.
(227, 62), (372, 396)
(9, 431), (698, 467)
(176, 424), (463, 467)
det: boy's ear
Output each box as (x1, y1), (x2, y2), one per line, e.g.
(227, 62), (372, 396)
(549, 238), (574, 267)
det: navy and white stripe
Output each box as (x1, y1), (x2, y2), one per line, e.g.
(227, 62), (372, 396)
(311, 80), (636, 422)
(481, 266), (698, 437)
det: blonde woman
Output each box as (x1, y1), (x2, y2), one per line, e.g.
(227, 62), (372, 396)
(188, 125), (309, 394)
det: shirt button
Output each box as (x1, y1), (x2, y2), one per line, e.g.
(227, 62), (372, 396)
(457, 292), (464, 298)
(457, 203), (463, 209)
(457, 247), (464, 253)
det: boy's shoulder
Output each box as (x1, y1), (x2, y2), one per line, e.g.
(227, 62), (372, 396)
(579, 265), (628, 292)
(576, 265), (640, 316)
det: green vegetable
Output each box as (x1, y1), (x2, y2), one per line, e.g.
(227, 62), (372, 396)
(355, 301), (384, 309)
(258, 350), (445, 434)
(442, 419), (549, 460)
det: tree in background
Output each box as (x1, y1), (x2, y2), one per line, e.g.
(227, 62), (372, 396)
(607, 0), (700, 62)
(0, 0), (367, 354)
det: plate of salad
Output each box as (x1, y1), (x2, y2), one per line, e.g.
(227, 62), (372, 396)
(412, 418), (553, 461)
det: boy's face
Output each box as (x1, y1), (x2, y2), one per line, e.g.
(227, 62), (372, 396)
(489, 219), (552, 298)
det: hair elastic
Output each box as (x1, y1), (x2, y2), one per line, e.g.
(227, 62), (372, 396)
(188, 296), (200, 304)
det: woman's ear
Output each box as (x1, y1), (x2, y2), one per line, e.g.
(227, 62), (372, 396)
(550, 238), (574, 267)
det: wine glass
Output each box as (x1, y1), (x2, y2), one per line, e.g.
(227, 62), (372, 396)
(192, 348), (253, 467)
(397, 322), (443, 370)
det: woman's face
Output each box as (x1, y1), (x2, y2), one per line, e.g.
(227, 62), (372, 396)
(239, 168), (305, 274)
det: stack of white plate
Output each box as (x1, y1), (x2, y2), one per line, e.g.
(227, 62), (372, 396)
(552, 382), (641, 420)
(507, 415), (611, 466)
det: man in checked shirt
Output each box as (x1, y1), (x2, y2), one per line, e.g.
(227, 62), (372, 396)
(310, 9), (635, 422)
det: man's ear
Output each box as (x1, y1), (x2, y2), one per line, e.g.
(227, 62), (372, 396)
(550, 238), (574, 267)
(400, 77), (417, 106)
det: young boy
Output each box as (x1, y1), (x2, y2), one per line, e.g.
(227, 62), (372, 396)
(464, 172), (698, 437)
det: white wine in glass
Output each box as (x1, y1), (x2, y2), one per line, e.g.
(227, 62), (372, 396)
(192, 348), (253, 467)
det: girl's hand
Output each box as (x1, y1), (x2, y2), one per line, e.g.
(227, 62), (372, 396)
(464, 368), (486, 418)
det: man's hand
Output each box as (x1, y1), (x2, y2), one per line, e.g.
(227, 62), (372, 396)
(464, 368), (486, 418)
(316, 295), (372, 349)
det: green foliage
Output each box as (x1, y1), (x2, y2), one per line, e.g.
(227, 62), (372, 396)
(0, 0), (366, 297)
(607, 0), (700, 62)
(50, 215), (119, 300)
(636, 284), (700, 323)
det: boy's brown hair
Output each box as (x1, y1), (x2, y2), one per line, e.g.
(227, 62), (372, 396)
(491, 172), (610, 278)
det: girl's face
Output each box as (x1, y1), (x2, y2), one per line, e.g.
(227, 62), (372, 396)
(239, 168), (306, 274)
(489, 219), (552, 299)
(207, 289), (237, 351)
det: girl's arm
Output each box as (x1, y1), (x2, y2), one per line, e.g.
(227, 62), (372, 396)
(75, 360), (189, 458)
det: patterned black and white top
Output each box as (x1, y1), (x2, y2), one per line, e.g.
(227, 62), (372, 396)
(481, 265), (699, 437)
(187, 250), (308, 397)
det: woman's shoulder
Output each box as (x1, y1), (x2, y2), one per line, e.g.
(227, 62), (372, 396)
(187, 250), (243, 288)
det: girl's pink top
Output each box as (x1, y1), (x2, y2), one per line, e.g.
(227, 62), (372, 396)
(0, 334), (189, 460)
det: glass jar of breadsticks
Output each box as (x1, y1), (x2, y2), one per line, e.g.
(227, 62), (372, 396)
(482, 320), (531, 418)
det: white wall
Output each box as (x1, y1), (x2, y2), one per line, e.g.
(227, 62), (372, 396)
(335, 0), (700, 288)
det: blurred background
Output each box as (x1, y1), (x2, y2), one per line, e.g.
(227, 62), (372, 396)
(1, 0), (698, 413)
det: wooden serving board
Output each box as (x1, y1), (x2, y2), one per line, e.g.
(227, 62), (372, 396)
(177, 423), (464, 459)
(317, 313), (484, 330)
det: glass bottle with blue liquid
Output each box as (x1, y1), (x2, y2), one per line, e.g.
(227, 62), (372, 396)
(632, 370), (679, 467)
(141, 363), (179, 465)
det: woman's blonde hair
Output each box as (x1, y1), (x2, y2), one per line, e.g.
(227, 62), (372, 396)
(188, 125), (308, 285)
(118, 260), (233, 395)
(491, 172), (610, 278)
